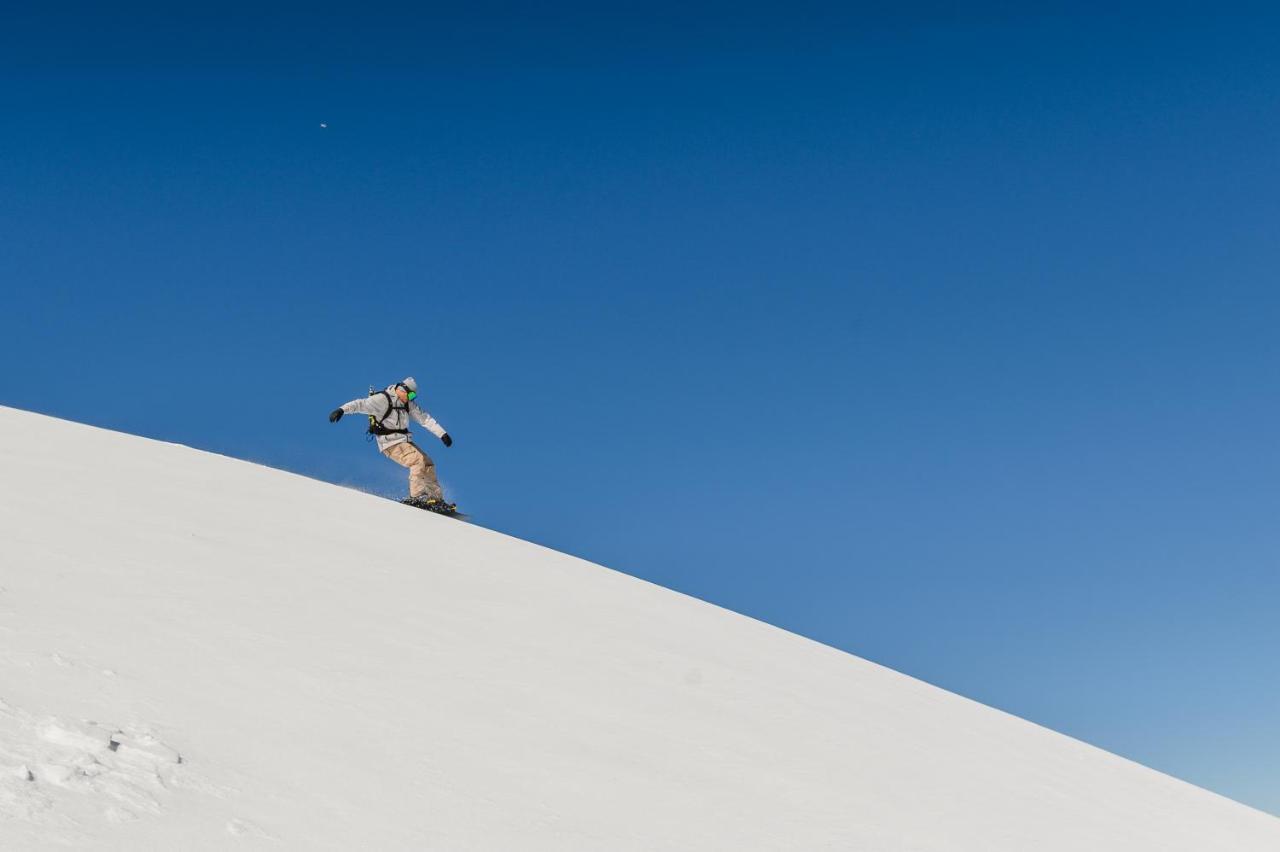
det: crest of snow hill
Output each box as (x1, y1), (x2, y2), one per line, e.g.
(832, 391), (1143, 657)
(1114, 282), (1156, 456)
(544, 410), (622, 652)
(0, 406), (1276, 850)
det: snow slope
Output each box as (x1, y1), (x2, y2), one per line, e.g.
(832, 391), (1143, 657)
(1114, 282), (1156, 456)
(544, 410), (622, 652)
(0, 406), (1276, 851)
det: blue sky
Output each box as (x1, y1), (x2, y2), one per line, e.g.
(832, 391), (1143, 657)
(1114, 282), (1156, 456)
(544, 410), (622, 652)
(3, 2), (1279, 814)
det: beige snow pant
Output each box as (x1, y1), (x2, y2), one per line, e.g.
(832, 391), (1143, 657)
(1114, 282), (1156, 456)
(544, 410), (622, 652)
(383, 441), (443, 501)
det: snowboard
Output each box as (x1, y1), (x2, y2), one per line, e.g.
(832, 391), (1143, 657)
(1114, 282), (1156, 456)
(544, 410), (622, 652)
(399, 495), (467, 520)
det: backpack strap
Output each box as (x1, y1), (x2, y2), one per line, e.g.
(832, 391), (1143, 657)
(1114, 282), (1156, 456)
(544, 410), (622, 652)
(367, 390), (409, 436)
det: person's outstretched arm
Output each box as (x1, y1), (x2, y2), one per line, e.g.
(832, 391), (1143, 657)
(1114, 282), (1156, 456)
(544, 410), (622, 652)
(408, 401), (450, 445)
(329, 394), (389, 423)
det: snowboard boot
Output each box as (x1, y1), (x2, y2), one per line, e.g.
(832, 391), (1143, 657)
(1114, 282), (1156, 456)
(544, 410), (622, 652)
(423, 498), (458, 515)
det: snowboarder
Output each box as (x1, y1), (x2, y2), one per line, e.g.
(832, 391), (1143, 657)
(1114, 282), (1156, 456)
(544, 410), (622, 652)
(328, 377), (456, 513)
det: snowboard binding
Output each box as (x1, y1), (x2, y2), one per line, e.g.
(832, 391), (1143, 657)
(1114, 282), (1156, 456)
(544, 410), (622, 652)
(400, 495), (459, 516)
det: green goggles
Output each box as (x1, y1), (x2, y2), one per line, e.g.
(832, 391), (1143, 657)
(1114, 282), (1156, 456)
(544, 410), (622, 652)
(395, 386), (417, 402)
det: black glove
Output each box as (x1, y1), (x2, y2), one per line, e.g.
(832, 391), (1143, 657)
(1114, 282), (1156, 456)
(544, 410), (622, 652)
(441, 433), (453, 447)
(329, 409), (344, 423)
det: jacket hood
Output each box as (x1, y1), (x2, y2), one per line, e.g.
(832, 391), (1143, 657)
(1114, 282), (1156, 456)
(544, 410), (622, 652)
(385, 377), (418, 396)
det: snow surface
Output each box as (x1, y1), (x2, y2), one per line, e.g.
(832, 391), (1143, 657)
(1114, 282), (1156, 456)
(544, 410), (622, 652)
(0, 406), (1276, 851)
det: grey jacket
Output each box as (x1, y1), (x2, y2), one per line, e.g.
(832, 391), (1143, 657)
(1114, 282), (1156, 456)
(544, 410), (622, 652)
(340, 387), (447, 452)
